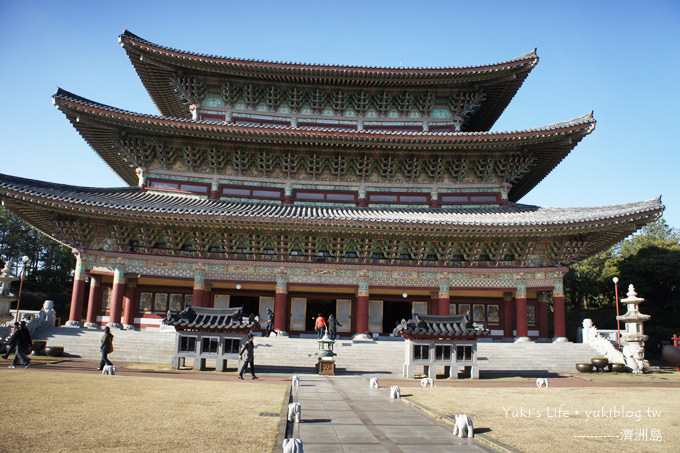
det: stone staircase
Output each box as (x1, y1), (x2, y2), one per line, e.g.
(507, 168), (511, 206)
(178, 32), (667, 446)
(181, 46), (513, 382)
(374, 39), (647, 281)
(35, 326), (599, 375)
(36, 326), (176, 363)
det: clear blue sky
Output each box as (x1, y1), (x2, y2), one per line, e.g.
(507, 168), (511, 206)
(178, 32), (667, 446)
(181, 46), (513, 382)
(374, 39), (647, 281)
(1, 1), (679, 228)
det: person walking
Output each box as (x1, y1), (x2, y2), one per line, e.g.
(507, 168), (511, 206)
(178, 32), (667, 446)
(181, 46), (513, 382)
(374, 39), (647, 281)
(2, 322), (20, 362)
(327, 314), (342, 341)
(315, 314), (327, 339)
(264, 308), (275, 337)
(5, 321), (32, 368)
(238, 333), (258, 380)
(98, 326), (114, 371)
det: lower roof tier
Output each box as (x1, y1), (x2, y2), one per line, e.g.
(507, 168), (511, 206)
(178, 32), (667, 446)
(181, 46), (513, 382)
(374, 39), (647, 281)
(0, 173), (664, 266)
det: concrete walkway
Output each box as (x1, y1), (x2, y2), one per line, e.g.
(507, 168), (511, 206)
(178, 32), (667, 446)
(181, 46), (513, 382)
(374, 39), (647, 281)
(288, 375), (495, 452)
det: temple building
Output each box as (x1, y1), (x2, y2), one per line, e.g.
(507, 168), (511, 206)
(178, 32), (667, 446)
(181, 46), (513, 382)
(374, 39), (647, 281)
(0, 31), (663, 341)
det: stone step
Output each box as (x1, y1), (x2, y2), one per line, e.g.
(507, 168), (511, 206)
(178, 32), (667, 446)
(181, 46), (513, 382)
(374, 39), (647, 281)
(35, 326), (599, 374)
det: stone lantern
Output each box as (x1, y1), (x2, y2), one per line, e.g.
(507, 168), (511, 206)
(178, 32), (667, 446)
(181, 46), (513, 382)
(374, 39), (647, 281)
(316, 332), (336, 375)
(616, 284), (650, 373)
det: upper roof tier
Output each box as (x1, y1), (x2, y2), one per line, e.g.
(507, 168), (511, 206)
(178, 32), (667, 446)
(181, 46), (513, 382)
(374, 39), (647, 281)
(118, 30), (539, 131)
(53, 88), (595, 202)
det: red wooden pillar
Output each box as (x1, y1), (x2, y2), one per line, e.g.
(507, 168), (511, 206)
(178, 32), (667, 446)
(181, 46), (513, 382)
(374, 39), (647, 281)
(273, 271), (288, 333)
(108, 266), (125, 328)
(356, 273), (369, 335)
(192, 270), (206, 307)
(204, 285), (212, 308)
(66, 255), (86, 326)
(437, 278), (450, 316)
(515, 281), (529, 340)
(553, 278), (567, 341)
(502, 292), (514, 338)
(537, 292), (549, 339)
(85, 275), (101, 328)
(122, 278), (138, 329)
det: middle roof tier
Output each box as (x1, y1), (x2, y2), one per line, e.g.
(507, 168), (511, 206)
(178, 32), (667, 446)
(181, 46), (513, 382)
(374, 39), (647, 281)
(53, 88), (595, 203)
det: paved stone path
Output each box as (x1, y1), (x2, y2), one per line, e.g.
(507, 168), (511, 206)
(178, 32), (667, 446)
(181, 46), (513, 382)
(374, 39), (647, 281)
(289, 375), (495, 452)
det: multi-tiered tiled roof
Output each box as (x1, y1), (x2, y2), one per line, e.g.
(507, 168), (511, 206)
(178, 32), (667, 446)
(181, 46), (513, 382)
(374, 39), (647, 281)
(0, 32), (664, 270)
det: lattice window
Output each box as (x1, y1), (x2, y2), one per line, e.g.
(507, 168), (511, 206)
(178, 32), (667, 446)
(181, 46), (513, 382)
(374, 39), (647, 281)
(279, 149), (300, 178)
(263, 85), (281, 112)
(348, 153), (372, 180)
(331, 90), (349, 115)
(231, 147), (252, 175)
(343, 238), (361, 260)
(352, 90), (370, 116)
(308, 87), (326, 114)
(373, 91), (392, 116)
(288, 237), (306, 258)
(396, 91), (413, 117)
(260, 235), (278, 259)
(242, 83), (261, 109)
(171, 74), (205, 105)
(305, 152), (323, 179)
(257, 150), (274, 177)
(416, 91), (435, 116)
(221, 81), (240, 108)
(425, 154), (444, 182)
(287, 86), (305, 112)
(448, 89), (486, 119)
(182, 145), (205, 172)
(448, 157), (470, 182)
(119, 136), (158, 166)
(474, 156), (494, 182)
(378, 155), (396, 180)
(400, 154), (421, 182)
(208, 146), (229, 172)
(157, 144), (179, 170)
(231, 234), (250, 256)
(496, 151), (536, 183)
(330, 153), (347, 179)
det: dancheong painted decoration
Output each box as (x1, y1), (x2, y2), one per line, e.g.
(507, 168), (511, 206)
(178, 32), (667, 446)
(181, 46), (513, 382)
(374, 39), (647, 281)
(0, 30), (663, 340)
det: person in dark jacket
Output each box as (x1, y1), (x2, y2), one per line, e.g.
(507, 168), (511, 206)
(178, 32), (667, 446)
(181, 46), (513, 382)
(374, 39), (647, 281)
(2, 322), (19, 361)
(98, 326), (114, 371)
(264, 308), (275, 337)
(7, 321), (32, 368)
(327, 314), (342, 341)
(238, 333), (257, 380)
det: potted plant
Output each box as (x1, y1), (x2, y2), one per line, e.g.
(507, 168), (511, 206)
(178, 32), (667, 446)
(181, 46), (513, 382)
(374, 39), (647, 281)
(611, 362), (627, 373)
(45, 345), (64, 357)
(591, 357), (609, 371)
(576, 362), (593, 373)
(31, 340), (47, 355)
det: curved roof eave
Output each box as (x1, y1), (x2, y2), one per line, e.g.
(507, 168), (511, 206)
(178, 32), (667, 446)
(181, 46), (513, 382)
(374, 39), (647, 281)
(119, 29), (538, 82)
(118, 30), (539, 128)
(52, 88), (596, 197)
(0, 173), (664, 234)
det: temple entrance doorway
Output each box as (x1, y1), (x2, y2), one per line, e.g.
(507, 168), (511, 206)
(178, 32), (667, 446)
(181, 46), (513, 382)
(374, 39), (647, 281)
(230, 295), (259, 318)
(383, 300), (413, 333)
(305, 298), (336, 331)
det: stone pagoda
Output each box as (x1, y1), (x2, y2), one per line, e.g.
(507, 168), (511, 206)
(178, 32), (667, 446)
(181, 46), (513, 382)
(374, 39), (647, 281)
(617, 284), (651, 373)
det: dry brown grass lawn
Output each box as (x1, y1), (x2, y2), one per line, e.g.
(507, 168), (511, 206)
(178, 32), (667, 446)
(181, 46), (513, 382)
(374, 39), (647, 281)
(408, 385), (678, 453)
(0, 370), (287, 452)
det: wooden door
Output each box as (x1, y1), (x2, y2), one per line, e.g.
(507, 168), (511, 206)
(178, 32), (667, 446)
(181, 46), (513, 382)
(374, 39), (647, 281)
(290, 297), (306, 331)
